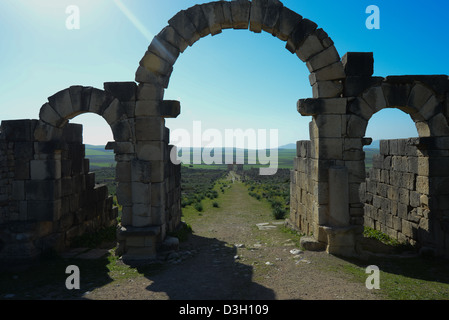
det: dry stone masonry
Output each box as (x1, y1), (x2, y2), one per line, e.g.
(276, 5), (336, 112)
(1, 0), (449, 265)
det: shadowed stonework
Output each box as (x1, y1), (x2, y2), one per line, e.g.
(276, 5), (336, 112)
(1, 0), (449, 265)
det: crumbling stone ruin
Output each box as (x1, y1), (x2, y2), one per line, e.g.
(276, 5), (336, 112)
(1, 0), (449, 265)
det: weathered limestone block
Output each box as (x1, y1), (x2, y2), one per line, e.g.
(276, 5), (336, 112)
(220, 1), (233, 29)
(135, 65), (171, 88)
(131, 159), (151, 183)
(297, 98), (347, 116)
(200, 2), (225, 35)
(361, 85), (387, 113)
(286, 19), (317, 53)
(185, 4), (211, 38)
(139, 51), (173, 77)
(151, 182), (166, 207)
(345, 114), (368, 138)
(132, 204), (152, 227)
(168, 10), (200, 46)
(110, 119), (133, 143)
(116, 161), (131, 182)
(48, 89), (74, 120)
(274, 6), (302, 41)
(104, 82), (137, 102)
(156, 26), (189, 54)
(30, 160), (61, 180)
(249, 0), (268, 33)
(381, 82), (412, 108)
(27, 200), (62, 222)
(407, 82), (434, 112)
(344, 76), (383, 97)
(39, 103), (67, 128)
(328, 166), (350, 227)
(88, 88), (115, 115)
(316, 138), (343, 160)
(136, 141), (165, 161)
(347, 97), (374, 121)
(309, 61), (346, 85)
(261, 0), (283, 34)
(341, 52), (374, 77)
(312, 80), (343, 98)
(230, 0), (251, 29)
(137, 83), (165, 101)
(132, 182), (151, 205)
(135, 117), (165, 141)
(160, 100), (181, 118)
(313, 114), (342, 138)
(427, 113), (449, 137)
(101, 99), (128, 126)
(418, 95), (441, 121)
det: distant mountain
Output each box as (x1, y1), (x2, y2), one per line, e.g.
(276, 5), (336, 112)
(279, 143), (296, 149)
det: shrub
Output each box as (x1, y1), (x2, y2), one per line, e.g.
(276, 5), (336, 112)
(212, 201), (219, 208)
(194, 201), (203, 212)
(272, 206), (286, 220)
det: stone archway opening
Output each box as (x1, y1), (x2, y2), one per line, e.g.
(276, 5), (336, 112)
(355, 79), (449, 257)
(361, 107), (421, 252)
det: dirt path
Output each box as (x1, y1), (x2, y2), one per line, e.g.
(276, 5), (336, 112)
(85, 176), (384, 300)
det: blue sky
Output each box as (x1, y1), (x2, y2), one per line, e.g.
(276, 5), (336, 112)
(0, 0), (448, 147)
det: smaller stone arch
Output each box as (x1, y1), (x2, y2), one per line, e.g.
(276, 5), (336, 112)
(346, 79), (449, 139)
(38, 85), (134, 143)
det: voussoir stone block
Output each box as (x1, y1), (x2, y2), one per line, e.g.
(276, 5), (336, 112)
(168, 10), (200, 46)
(148, 36), (180, 66)
(275, 6), (302, 41)
(140, 51), (173, 77)
(200, 2), (225, 36)
(309, 61), (345, 85)
(156, 26), (189, 54)
(296, 33), (326, 63)
(48, 88), (73, 120)
(186, 5), (211, 38)
(407, 83), (434, 112)
(102, 99), (128, 126)
(286, 19), (318, 54)
(220, 1), (233, 29)
(135, 66), (171, 88)
(88, 88), (115, 115)
(249, 0), (267, 33)
(262, 0), (283, 34)
(230, 0), (251, 30)
(306, 45), (340, 73)
(39, 103), (67, 128)
(347, 97), (374, 121)
(361, 85), (387, 112)
(137, 83), (165, 101)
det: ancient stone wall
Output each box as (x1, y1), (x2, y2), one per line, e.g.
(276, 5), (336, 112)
(0, 120), (117, 265)
(361, 137), (449, 257)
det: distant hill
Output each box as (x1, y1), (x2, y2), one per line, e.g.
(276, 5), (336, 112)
(84, 143), (380, 171)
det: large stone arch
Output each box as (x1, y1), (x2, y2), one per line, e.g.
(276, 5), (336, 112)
(135, 0), (346, 101)
(126, 0), (348, 261)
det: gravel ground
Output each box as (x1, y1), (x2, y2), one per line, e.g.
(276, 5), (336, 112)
(84, 181), (384, 300)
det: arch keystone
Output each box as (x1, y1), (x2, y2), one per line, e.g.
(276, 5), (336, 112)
(230, 0), (251, 29)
